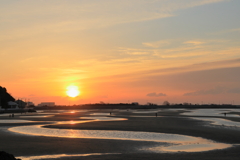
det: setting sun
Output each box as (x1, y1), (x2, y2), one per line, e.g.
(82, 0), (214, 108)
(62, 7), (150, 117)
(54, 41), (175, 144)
(66, 85), (80, 98)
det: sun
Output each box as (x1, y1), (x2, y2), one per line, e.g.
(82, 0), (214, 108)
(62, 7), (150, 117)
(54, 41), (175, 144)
(66, 85), (80, 98)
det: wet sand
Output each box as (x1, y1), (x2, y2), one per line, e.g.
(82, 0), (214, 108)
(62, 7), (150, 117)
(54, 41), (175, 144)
(1, 109), (240, 159)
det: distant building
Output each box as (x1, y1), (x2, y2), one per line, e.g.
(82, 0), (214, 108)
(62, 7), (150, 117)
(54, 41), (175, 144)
(37, 102), (55, 107)
(27, 102), (35, 107)
(15, 99), (27, 108)
(8, 101), (19, 110)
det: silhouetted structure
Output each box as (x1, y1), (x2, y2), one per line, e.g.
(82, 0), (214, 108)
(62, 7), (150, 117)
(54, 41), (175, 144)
(15, 100), (27, 108)
(0, 86), (15, 109)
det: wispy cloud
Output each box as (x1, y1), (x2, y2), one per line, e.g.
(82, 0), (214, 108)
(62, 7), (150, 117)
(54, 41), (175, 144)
(183, 87), (225, 96)
(228, 88), (240, 94)
(117, 48), (151, 57)
(151, 58), (240, 75)
(143, 40), (171, 48)
(0, 0), (229, 40)
(211, 27), (240, 35)
(120, 38), (239, 61)
(184, 40), (205, 45)
(147, 92), (167, 97)
(95, 57), (240, 82)
(40, 68), (87, 75)
(184, 87), (240, 96)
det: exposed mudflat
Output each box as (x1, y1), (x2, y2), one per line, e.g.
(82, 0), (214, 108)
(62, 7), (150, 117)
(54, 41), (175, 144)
(1, 108), (240, 160)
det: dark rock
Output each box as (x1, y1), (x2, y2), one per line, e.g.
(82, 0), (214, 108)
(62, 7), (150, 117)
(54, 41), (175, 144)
(0, 151), (21, 160)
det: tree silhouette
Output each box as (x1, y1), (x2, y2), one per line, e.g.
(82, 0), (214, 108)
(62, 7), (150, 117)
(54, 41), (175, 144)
(163, 101), (170, 106)
(0, 86), (15, 108)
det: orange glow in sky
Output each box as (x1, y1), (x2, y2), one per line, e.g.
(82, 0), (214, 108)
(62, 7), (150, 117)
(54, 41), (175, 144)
(1, 0), (240, 105)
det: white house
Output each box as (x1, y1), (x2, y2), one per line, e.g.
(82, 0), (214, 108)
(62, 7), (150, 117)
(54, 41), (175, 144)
(8, 101), (19, 110)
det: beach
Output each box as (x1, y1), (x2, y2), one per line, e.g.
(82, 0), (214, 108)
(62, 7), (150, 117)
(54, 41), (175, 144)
(1, 108), (240, 160)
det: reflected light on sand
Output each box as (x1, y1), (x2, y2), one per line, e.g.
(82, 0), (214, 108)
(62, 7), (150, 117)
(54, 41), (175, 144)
(17, 153), (119, 160)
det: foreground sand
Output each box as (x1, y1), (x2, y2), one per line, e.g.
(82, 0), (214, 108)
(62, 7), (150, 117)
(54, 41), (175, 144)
(1, 109), (240, 160)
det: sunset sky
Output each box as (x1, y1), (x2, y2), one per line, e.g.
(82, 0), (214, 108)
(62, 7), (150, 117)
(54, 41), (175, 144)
(1, 0), (240, 105)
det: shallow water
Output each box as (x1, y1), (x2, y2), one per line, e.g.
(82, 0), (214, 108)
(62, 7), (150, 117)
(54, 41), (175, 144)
(0, 120), (33, 123)
(130, 116), (163, 117)
(151, 143), (229, 152)
(182, 109), (240, 117)
(17, 153), (119, 160)
(8, 115), (231, 153)
(131, 110), (159, 114)
(90, 113), (111, 116)
(80, 116), (127, 121)
(20, 115), (54, 118)
(9, 124), (231, 152)
(0, 113), (22, 117)
(9, 125), (195, 142)
(1, 109), (234, 154)
(192, 117), (240, 128)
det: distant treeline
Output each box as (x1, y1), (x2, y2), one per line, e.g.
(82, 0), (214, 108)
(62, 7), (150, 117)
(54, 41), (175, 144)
(35, 103), (239, 110)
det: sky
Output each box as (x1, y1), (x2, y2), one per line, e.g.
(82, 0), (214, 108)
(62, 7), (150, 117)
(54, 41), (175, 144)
(1, 0), (240, 105)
